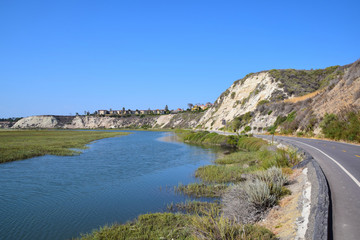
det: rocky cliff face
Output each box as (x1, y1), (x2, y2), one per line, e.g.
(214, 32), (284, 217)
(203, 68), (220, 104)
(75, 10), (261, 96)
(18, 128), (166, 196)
(198, 60), (360, 134)
(12, 116), (59, 128)
(198, 72), (286, 130)
(11, 112), (205, 129)
(11, 60), (360, 133)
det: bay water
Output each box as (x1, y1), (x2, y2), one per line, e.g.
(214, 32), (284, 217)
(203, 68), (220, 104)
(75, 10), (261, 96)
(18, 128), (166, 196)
(0, 131), (218, 240)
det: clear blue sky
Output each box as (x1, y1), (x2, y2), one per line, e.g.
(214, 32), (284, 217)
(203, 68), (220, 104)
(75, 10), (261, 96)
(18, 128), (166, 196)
(1, 0), (359, 118)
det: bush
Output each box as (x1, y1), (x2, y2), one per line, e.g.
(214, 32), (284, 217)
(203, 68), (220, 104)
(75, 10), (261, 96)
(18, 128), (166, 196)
(244, 179), (276, 209)
(297, 131), (304, 136)
(257, 99), (270, 107)
(321, 111), (360, 142)
(255, 167), (289, 198)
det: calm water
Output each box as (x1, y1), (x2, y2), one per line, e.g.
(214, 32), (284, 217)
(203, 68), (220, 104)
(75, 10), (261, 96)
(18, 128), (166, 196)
(0, 131), (218, 240)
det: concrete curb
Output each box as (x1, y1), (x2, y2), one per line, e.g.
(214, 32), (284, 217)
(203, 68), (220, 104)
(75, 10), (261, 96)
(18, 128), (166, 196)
(267, 138), (331, 240)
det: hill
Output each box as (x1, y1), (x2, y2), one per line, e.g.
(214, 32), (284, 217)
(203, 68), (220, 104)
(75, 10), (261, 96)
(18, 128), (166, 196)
(10, 59), (360, 138)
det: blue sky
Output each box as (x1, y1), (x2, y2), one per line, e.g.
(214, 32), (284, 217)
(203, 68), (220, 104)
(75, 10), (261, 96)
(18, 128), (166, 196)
(1, 0), (359, 117)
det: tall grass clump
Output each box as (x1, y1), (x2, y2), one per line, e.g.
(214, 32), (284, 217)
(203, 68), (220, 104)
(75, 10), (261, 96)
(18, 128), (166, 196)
(245, 167), (289, 209)
(223, 167), (290, 224)
(175, 183), (227, 198)
(244, 179), (277, 209)
(179, 131), (230, 146)
(195, 165), (246, 183)
(191, 206), (276, 240)
(215, 151), (258, 165)
(167, 200), (221, 215)
(237, 137), (268, 151)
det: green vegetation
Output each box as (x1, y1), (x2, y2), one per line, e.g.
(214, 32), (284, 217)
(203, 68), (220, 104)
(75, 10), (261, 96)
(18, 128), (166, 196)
(80, 131), (300, 239)
(195, 164), (247, 183)
(175, 183), (227, 198)
(167, 200), (221, 215)
(79, 212), (193, 240)
(191, 207), (276, 240)
(176, 130), (232, 147)
(195, 147), (299, 184)
(233, 72), (254, 86)
(257, 99), (270, 106)
(269, 66), (344, 97)
(80, 209), (276, 240)
(0, 117), (22, 122)
(267, 111), (299, 135)
(215, 151), (259, 165)
(0, 130), (129, 163)
(321, 111), (360, 142)
(237, 136), (267, 151)
(244, 167), (290, 209)
(227, 112), (253, 132)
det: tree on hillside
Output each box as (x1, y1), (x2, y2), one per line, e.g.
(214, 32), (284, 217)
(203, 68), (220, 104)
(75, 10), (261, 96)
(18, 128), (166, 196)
(187, 103), (193, 110)
(165, 105), (169, 113)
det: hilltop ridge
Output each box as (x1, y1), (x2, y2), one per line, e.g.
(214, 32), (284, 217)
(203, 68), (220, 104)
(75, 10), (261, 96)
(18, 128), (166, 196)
(10, 59), (360, 136)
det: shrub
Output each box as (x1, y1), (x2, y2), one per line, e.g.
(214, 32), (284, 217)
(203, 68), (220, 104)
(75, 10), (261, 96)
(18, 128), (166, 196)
(268, 66), (343, 97)
(244, 126), (252, 132)
(255, 167), (289, 198)
(297, 131), (304, 136)
(257, 99), (270, 106)
(244, 179), (276, 209)
(320, 111), (360, 142)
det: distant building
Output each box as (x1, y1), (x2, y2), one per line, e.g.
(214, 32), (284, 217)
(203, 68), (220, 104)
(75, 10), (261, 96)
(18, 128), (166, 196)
(97, 108), (176, 116)
(98, 110), (109, 115)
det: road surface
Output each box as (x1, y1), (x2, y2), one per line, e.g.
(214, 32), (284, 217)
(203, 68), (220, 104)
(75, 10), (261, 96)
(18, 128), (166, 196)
(258, 135), (360, 240)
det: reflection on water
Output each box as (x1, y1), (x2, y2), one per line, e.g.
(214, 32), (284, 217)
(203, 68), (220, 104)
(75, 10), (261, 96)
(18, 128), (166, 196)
(0, 131), (218, 240)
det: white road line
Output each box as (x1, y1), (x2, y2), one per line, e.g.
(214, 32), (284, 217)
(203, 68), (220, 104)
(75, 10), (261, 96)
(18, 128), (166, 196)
(288, 139), (360, 188)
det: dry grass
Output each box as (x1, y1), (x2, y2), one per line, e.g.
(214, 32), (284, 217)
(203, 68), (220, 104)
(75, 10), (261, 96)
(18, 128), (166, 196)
(284, 90), (322, 103)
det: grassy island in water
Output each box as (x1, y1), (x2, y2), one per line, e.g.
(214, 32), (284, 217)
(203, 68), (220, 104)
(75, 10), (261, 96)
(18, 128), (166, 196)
(0, 130), (129, 163)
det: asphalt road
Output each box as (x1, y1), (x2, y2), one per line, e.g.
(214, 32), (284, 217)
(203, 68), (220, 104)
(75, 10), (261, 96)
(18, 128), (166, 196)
(258, 135), (360, 240)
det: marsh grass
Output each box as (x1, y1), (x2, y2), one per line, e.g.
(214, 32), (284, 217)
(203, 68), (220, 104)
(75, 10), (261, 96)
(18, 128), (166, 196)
(215, 150), (269, 165)
(195, 165), (250, 183)
(237, 137), (268, 151)
(0, 130), (129, 163)
(191, 206), (276, 240)
(175, 183), (228, 198)
(79, 210), (275, 240)
(79, 212), (193, 240)
(167, 200), (221, 215)
(79, 132), (296, 239)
